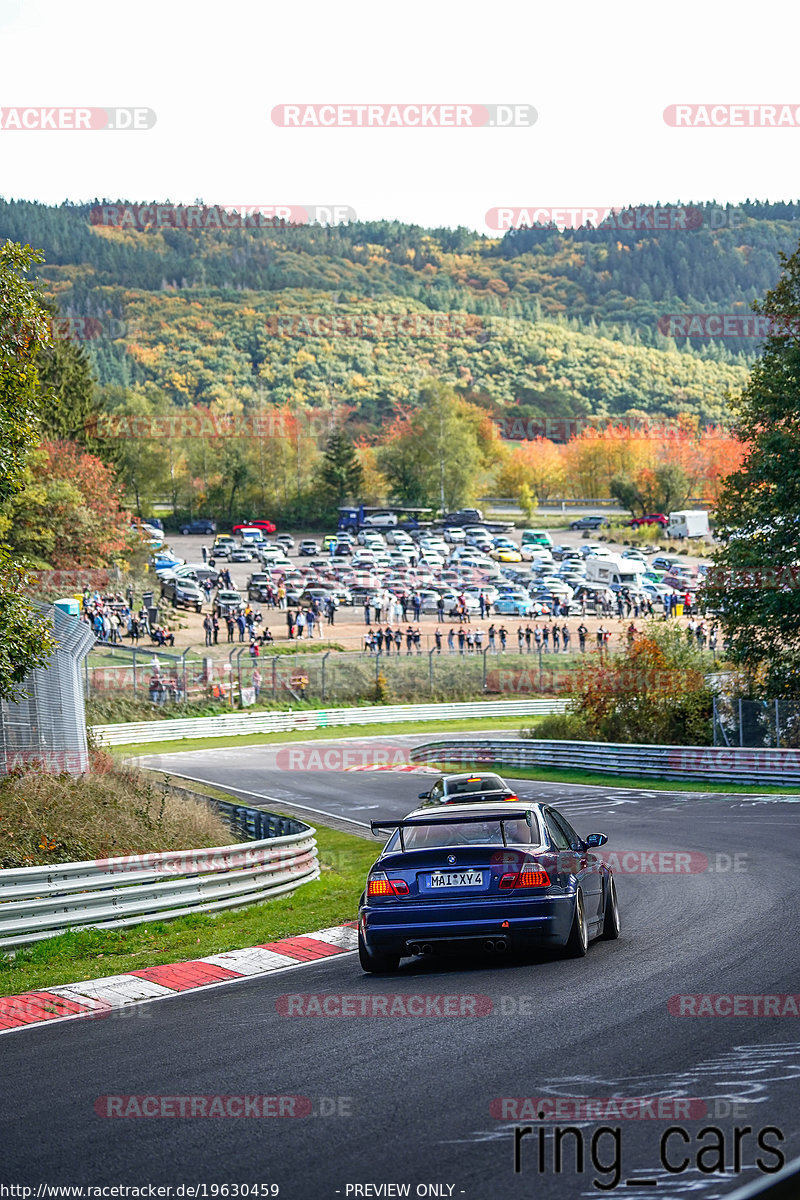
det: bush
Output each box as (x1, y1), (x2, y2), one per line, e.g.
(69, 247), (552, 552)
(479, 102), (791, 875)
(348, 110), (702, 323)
(522, 625), (714, 745)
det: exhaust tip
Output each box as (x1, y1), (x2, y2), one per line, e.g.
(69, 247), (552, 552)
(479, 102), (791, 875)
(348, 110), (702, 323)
(409, 943), (421, 956)
(483, 939), (496, 952)
(421, 943), (433, 955)
(495, 940), (508, 953)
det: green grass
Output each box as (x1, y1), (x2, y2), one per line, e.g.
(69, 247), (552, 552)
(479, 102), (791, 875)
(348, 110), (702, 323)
(0, 823), (380, 998)
(111, 713), (544, 758)
(433, 760), (800, 794)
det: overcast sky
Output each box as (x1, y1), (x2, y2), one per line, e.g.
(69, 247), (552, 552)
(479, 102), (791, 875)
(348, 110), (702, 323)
(2, 0), (799, 233)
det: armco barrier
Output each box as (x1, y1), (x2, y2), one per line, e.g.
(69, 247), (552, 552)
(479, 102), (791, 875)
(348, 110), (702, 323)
(89, 700), (570, 748)
(409, 739), (800, 786)
(0, 817), (318, 951)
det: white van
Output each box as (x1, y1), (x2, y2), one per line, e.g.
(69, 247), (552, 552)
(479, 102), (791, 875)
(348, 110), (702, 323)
(584, 553), (646, 589)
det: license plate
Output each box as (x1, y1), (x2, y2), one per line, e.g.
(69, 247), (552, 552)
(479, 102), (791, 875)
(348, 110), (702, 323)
(429, 870), (483, 888)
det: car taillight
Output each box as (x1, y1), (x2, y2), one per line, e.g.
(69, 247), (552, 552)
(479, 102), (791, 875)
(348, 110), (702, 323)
(367, 873), (409, 897)
(498, 869), (550, 890)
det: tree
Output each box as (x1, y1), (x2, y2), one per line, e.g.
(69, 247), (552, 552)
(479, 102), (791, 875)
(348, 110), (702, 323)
(318, 428), (364, 506)
(610, 462), (690, 515)
(703, 243), (800, 695)
(0, 441), (134, 569)
(36, 303), (108, 456)
(376, 380), (492, 512)
(0, 242), (55, 694)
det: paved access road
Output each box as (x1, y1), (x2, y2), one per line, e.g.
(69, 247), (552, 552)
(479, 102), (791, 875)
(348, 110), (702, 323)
(2, 739), (798, 1199)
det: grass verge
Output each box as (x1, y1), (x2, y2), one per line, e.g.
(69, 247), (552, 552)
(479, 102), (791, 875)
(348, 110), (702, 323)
(433, 760), (800, 794)
(0, 823), (379, 998)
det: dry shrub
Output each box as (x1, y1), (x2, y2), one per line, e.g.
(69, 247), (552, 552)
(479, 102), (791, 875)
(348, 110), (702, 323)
(0, 766), (231, 869)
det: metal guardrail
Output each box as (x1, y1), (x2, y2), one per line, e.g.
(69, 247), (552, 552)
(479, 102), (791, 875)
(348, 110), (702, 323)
(90, 699), (571, 747)
(0, 814), (319, 951)
(409, 738), (800, 786)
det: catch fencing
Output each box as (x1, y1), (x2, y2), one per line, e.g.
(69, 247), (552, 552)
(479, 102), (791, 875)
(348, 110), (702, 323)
(409, 738), (800, 786)
(85, 643), (592, 708)
(0, 810), (319, 951)
(713, 696), (800, 749)
(90, 698), (570, 747)
(0, 604), (95, 776)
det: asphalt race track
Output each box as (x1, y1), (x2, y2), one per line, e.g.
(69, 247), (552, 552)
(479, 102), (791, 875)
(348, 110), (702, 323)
(2, 736), (799, 1200)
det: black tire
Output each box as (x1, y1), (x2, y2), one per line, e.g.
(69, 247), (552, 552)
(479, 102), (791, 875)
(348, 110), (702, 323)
(564, 888), (588, 958)
(180, 527), (190, 536)
(602, 877), (620, 940)
(358, 931), (399, 974)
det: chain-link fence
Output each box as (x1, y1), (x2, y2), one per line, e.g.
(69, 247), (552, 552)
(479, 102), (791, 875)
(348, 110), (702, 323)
(0, 604), (96, 775)
(713, 696), (800, 748)
(84, 643), (596, 707)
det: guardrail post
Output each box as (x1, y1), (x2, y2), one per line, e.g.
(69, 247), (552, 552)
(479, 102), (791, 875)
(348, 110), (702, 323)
(429, 648), (435, 694)
(712, 696), (717, 747)
(738, 698), (744, 747)
(321, 651), (330, 702)
(482, 647), (488, 691)
(775, 698), (781, 748)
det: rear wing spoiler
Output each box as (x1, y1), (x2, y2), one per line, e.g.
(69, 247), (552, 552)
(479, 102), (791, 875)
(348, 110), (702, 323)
(370, 810), (532, 853)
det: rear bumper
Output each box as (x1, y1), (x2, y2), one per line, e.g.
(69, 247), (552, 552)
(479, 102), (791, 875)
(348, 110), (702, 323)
(361, 895), (574, 955)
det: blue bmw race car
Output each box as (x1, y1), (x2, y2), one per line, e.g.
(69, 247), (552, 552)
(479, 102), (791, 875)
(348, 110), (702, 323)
(357, 801), (619, 972)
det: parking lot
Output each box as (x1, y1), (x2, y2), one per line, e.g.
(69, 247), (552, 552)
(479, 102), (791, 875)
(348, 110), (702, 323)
(142, 518), (712, 656)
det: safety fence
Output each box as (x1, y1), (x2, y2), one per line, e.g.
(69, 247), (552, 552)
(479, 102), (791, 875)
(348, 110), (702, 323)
(0, 605), (95, 777)
(0, 811), (318, 951)
(90, 698), (571, 747)
(84, 643), (596, 708)
(409, 738), (800, 786)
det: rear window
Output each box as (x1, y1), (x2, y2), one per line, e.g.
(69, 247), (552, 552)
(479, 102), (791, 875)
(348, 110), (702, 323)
(445, 776), (506, 795)
(386, 815), (539, 851)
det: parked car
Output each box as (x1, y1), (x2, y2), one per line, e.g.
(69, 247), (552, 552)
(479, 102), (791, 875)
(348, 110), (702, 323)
(214, 589), (244, 615)
(627, 513), (668, 529)
(234, 519), (277, 535)
(160, 576), (204, 611)
(275, 534), (295, 551)
(211, 537), (236, 559)
(361, 511), (399, 529)
(179, 518), (217, 536)
(247, 572), (272, 601)
(230, 546), (254, 562)
(443, 527), (467, 544)
(521, 529), (554, 548)
(569, 515), (610, 531)
(299, 540), (320, 556)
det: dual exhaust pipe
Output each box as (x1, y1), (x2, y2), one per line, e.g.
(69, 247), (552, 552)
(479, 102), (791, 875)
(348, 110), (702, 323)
(408, 938), (508, 957)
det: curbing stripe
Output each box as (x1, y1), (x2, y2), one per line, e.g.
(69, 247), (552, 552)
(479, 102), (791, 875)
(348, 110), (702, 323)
(0, 923), (357, 1035)
(129, 961), (243, 990)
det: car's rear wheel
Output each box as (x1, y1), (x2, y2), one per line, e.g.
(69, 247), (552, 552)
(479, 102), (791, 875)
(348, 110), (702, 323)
(180, 527), (190, 536)
(602, 877), (620, 940)
(358, 932), (399, 974)
(564, 889), (588, 957)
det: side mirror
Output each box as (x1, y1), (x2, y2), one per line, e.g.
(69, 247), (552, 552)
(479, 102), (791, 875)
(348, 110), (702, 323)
(418, 792), (429, 800)
(584, 833), (608, 848)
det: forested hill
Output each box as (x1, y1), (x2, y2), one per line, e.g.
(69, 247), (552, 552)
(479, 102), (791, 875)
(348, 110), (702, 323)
(3, 198), (799, 429)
